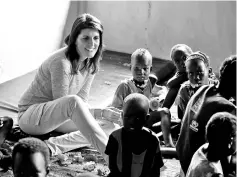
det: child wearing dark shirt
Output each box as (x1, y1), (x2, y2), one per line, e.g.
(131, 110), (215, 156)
(105, 93), (163, 177)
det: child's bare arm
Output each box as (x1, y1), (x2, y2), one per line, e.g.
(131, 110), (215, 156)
(162, 87), (180, 109)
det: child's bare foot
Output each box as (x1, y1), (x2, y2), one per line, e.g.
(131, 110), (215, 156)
(0, 117), (13, 146)
(165, 142), (175, 148)
(164, 137), (175, 148)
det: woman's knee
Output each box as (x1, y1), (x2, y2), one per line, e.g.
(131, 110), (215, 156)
(66, 95), (84, 108)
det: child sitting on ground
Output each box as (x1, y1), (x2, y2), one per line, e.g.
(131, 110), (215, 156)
(12, 137), (50, 177)
(176, 55), (236, 175)
(162, 44), (193, 109)
(108, 48), (174, 147)
(176, 51), (219, 119)
(186, 112), (236, 177)
(105, 93), (164, 177)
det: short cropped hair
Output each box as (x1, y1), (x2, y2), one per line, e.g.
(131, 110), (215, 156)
(170, 44), (193, 61)
(131, 48), (152, 64)
(219, 55), (236, 84)
(12, 137), (50, 168)
(123, 93), (149, 118)
(218, 55), (236, 99)
(185, 51), (210, 67)
(206, 112), (236, 145)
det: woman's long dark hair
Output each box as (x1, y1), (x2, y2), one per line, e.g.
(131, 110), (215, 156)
(65, 13), (104, 74)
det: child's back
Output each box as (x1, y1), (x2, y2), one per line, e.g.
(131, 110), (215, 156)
(186, 112), (236, 177)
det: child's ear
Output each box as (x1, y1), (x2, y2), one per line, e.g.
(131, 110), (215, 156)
(146, 114), (150, 122)
(209, 67), (212, 74)
(121, 112), (124, 118)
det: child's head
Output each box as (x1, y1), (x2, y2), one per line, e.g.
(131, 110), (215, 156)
(185, 51), (210, 87)
(12, 137), (50, 177)
(218, 55), (236, 100)
(131, 48), (152, 82)
(206, 112), (236, 159)
(122, 93), (149, 131)
(170, 44), (193, 73)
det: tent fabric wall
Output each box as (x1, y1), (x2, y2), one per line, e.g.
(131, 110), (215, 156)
(62, 1), (236, 73)
(0, 1), (70, 84)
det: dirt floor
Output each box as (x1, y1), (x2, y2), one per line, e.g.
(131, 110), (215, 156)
(0, 50), (180, 177)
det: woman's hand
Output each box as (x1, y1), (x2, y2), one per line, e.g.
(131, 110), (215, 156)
(102, 108), (122, 125)
(91, 108), (122, 125)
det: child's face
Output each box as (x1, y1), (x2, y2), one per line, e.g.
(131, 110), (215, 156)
(123, 115), (146, 131)
(173, 51), (187, 73)
(122, 105), (148, 132)
(186, 59), (209, 87)
(131, 56), (152, 82)
(13, 152), (48, 177)
(219, 133), (236, 158)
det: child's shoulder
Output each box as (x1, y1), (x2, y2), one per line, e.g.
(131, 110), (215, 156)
(179, 80), (192, 92)
(115, 78), (135, 92)
(180, 80), (191, 88)
(167, 72), (187, 88)
(110, 127), (123, 139)
(117, 78), (134, 87)
(208, 78), (219, 86)
(141, 127), (160, 142)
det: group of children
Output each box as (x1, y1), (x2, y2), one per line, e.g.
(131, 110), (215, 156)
(104, 45), (236, 177)
(0, 44), (236, 177)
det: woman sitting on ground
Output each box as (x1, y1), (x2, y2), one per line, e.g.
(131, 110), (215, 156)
(17, 13), (109, 161)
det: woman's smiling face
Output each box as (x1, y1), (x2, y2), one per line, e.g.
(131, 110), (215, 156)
(75, 28), (100, 61)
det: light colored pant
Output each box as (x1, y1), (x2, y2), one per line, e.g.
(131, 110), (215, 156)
(18, 95), (120, 161)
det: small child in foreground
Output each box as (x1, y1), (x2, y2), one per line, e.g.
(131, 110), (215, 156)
(186, 112), (236, 177)
(12, 137), (50, 177)
(105, 93), (164, 177)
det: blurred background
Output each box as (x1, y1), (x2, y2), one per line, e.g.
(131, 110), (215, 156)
(0, 0), (236, 83)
